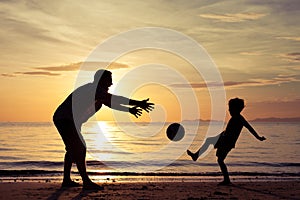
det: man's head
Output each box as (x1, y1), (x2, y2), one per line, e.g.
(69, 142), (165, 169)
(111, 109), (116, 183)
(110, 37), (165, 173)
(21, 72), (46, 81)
(228, 98), (244, 116)
(94, 69), (112, 89)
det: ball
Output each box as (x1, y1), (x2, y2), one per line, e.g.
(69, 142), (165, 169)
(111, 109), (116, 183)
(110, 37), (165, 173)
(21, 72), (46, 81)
(166, 123), (185, 141)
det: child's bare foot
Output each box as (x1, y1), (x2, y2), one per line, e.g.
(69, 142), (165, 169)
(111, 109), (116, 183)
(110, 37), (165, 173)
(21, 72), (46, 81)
(187, 150), (198, 161)
(83, 181), (104, 191)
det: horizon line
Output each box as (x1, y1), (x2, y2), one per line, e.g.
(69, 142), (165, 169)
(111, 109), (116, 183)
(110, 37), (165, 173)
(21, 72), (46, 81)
(1, 117), (300, 123)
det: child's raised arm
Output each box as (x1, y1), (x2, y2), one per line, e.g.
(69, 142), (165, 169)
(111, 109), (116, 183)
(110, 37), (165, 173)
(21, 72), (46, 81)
(243, 118), (266, 141)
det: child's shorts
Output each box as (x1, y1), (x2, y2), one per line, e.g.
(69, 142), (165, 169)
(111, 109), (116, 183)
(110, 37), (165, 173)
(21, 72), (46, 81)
(216, 146), (232, 159)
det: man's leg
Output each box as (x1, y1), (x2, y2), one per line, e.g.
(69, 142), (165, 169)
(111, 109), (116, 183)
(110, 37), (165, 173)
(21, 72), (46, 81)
(63, 152), (72, 182)
(54, 120), (81, 187)
(72, 134), (104, 190)
(61, 152), (81, 187)
(56, 120), (103, 190)
(74, 145), (90, 184)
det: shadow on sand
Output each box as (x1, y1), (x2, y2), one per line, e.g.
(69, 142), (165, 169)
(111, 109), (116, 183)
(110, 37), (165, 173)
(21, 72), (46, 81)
(47, 187), (99, 200)
(231, 183), (297, 200)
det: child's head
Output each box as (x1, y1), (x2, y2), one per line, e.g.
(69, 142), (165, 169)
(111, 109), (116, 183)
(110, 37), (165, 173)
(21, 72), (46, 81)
(228, 98), (244, 116)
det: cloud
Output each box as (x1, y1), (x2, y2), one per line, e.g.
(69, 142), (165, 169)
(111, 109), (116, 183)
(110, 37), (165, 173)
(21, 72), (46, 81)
(170, 75), (299, 89)
(15, 72), (60, 76)
(279, 52), (300, 63)
(240, 52), (263, 56)
(107, 62), (131, 70)
(277, 36), (300, 42)
(2, 61), (131, 78)
(35, 62), (82, 72)
(1, 73), (16, 77)
(0, 7), (66, 45)
(36, 61), (130, 72)
(249, 98), (300, 118)
(253, 98), (300, 106)
(199, 12), (267, 22)
(170, 80), (259, 89)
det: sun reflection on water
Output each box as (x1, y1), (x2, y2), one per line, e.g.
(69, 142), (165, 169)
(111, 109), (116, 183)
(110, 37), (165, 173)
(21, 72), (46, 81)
(82, 120), (199, 172)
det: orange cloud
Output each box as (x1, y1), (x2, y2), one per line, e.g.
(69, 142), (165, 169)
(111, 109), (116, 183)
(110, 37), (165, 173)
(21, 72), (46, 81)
(248, 99), (300, 119)
(240, 52), (263, 56)
(170, 75), (299, 89)
(279, 52), (300, 63)
(35, 62), (81, 71)
(1, 73), (16, 77)
(277, 36), (300, 42)
(15, 71), (60, 76)
(170, 81), (259, 89)
(199, 12), (267, 22)
(2, 61), (131, 78)
(36, 61), (130, 72)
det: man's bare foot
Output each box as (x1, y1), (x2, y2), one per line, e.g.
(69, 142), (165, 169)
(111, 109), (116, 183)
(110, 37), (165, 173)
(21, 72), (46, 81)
(83, 181), (104, 191)
(217, 181), (232, 186)
(61, 180), (81, 188)
(187, 150), (198, 161)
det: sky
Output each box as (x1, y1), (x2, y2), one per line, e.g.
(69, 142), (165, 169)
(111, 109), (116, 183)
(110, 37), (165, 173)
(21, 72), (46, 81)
(0, 0), (299, 122)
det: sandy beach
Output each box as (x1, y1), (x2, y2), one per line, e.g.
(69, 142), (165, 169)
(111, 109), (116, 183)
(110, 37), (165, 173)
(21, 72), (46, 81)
(0, 180), (299, 200)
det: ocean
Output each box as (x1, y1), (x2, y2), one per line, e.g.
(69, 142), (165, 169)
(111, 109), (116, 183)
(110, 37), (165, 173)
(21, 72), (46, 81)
(0, 121), (299, 182)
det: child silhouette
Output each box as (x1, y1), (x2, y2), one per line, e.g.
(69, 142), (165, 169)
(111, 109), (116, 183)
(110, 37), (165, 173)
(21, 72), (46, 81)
(187, 98), (266, 185)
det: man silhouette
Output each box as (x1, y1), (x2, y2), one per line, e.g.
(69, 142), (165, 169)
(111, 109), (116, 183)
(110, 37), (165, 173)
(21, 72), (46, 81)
(53, 69), (154, 190)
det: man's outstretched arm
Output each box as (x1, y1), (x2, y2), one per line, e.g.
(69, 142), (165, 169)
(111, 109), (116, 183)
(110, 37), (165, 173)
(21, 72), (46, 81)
(101, 94), (154, 118)
(129, 98), (154, 112)
(109, 95), (154, 112)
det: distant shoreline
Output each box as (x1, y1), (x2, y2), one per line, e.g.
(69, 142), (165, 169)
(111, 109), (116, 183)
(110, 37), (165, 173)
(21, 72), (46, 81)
(182, 117), (300, 123)
(249, 117), (300, 122)
(1, 117), (300, 124)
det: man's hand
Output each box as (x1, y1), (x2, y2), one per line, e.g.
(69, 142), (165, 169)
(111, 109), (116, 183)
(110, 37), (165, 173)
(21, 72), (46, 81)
(139, 98), (154, 112)
(129, 106), (143, 118)
(258, 136), (266, 141)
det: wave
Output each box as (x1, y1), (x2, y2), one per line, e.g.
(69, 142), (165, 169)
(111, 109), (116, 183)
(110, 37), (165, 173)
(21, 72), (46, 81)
(247, 162), (300, 167)
(0, 169), (299, 178)
(3, 161), (63, 166)
(0, 122), (52, 127)
(1, 160), (299, 169)
(168, 161), (300, 167)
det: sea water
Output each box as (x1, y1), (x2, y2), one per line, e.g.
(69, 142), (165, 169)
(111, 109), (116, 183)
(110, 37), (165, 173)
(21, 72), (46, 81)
(0, 121), (299, 181)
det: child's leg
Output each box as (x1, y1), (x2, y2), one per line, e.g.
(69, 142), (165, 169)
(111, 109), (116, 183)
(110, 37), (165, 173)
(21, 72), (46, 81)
(216, 148), (231, 184)
(187, 134), (220, 161)
(217, 156), (230, 183)
(187, 149), (198, 161)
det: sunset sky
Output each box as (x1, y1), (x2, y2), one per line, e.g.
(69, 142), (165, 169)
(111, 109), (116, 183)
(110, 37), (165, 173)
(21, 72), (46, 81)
(0, 0), (299, 122)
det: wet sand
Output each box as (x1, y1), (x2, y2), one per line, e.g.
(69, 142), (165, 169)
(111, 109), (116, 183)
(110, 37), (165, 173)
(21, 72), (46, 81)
(0, 180), (299, 200)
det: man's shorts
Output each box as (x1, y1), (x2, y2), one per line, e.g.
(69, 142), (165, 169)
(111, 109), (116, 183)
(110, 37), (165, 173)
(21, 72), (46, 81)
(53, 119), (86, 162)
